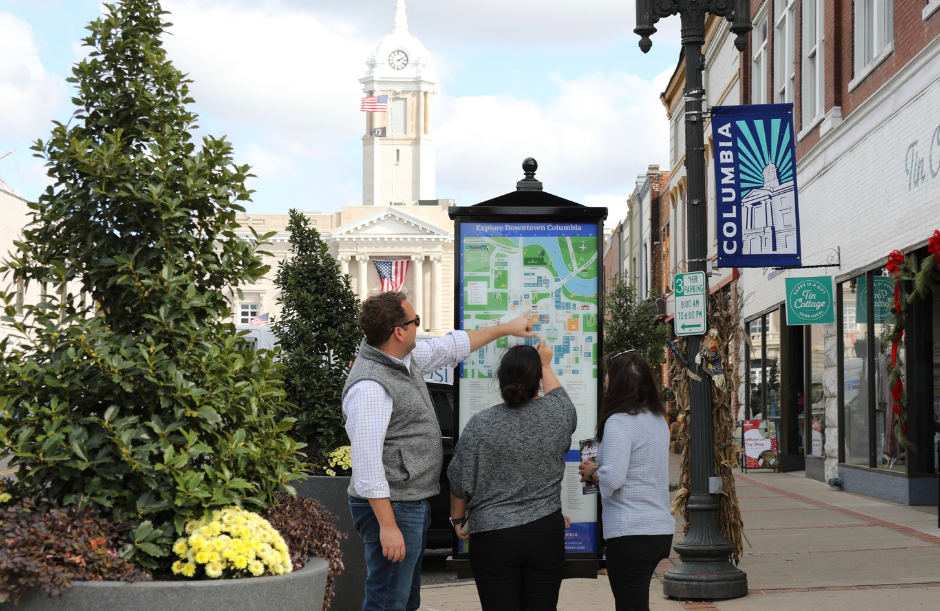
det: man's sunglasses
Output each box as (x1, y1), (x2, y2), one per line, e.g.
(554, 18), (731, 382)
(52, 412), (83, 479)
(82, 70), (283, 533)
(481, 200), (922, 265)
(397, 315), (421, 330)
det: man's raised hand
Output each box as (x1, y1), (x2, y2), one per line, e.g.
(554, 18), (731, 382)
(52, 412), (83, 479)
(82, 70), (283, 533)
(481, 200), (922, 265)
(504, 309), (536, 338)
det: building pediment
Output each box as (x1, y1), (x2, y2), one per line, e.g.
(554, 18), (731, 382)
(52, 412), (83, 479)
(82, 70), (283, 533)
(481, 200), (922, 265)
(330, 208), (452, 242)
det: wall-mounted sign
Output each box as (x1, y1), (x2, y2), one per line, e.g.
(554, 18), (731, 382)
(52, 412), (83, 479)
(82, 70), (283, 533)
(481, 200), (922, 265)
(674, 271), (706, 336)
(712, 103), (802, 268)
(784, 276), (835, 325)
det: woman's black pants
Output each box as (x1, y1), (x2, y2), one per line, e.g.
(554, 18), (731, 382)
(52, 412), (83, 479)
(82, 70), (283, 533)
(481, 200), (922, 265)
(605, 534), (674, 611)
(468, 511), (565, 611)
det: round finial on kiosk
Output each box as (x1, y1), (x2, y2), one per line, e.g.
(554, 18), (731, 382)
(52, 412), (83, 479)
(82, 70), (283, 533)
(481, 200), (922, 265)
(517, 157), (543, 192)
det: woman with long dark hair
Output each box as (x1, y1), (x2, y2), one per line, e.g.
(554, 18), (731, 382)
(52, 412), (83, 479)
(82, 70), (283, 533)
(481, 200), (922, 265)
(578, 350), (674, 611)
(447, 339), (576, 611)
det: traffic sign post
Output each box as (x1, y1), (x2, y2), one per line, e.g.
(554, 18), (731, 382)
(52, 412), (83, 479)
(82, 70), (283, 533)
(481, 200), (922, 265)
(674, 271), (706, 336)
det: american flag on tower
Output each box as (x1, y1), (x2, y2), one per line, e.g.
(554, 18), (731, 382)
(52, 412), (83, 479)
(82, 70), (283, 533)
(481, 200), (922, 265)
(249, 313), (270, 326)
(374, 260), (410, 293)
(360, 95), (389, 112)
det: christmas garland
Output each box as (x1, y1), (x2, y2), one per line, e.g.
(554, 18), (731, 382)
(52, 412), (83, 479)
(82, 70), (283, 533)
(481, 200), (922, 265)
(884, 230), (940, 450)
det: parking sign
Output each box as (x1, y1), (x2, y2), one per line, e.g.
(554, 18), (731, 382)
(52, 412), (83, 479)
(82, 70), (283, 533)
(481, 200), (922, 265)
(674, 272), (706, 336)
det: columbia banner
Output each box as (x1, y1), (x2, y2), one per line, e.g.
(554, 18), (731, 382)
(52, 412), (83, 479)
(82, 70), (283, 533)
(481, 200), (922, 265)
(712, 103), (801, 268)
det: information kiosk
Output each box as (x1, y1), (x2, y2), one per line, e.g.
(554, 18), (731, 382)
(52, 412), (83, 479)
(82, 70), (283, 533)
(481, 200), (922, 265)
(447, 159), (607, 578)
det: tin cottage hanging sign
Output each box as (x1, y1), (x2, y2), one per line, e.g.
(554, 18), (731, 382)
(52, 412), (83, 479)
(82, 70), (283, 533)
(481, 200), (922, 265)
(785, 276), (835, 325)
(712, 103), (802, 268)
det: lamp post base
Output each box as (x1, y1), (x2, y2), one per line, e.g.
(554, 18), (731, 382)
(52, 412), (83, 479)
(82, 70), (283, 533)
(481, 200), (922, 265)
(662, 555), (748, 600)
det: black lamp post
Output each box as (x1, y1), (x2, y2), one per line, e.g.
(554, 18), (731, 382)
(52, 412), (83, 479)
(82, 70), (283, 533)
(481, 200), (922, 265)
(634, 0), (751, 601)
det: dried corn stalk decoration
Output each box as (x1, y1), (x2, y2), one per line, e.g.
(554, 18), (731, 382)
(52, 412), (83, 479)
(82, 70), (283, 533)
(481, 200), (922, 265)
(669, 287), (748, 564)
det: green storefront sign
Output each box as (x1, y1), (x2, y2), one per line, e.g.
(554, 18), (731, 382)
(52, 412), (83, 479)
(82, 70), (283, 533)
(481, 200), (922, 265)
(785, 276), (835, 325)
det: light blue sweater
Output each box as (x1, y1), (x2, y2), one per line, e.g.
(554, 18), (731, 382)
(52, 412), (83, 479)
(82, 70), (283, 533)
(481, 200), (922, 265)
(596, 411), (675, 539)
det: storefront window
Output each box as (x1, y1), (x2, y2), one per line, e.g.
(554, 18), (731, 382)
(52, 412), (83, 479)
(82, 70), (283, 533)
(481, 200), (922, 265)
(933, 284), (940, 474)
(766, 310), (782, 419)
(843, 275), (870, 466)
(748, 319), (763, 418)
(809, 324), (825, 456)
(869, 268), (903, 471)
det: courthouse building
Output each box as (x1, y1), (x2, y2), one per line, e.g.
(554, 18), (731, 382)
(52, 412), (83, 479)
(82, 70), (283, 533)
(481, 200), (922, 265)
(228, 0), (455, 334)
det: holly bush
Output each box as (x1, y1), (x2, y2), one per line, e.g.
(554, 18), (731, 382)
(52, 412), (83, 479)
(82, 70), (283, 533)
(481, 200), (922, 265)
(0, 0), (303, 570)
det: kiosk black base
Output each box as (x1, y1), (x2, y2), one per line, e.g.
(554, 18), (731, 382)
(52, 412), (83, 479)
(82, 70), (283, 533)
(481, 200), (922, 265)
(445, 557), (602, 580)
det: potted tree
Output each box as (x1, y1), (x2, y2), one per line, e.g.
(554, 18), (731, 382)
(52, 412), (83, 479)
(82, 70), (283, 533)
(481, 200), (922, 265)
(0, 1), (333, 609)
(272, 210), (365, 611)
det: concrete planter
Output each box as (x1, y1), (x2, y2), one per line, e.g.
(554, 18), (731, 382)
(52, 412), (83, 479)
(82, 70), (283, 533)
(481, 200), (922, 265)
(12, 557), (329, 611)
(294, 475), (365, 611)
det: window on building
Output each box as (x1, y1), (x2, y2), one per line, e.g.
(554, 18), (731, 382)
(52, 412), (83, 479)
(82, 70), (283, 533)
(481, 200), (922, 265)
(395, 148), (401, 164)
(854, 0), (894, 75)
(752, 13), (769, 104)
(765, 310), (782, 419)
(390, 98), (407, 135)
(745, 312), (782, 421)
(841, 275), (870, 467)
(802, 0), (825, 125)
(239, 303), (259, 324)
(809, 324), (826, 457)
(774, 0), (796, 104)
(670, 107), (682, 168)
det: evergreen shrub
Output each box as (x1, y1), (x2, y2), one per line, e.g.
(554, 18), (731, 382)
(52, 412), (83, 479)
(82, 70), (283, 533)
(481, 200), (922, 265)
(272, 210), (361, 452)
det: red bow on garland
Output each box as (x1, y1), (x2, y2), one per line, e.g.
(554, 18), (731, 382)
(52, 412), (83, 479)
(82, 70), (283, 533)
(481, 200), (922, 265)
(929, 230), (940, 261)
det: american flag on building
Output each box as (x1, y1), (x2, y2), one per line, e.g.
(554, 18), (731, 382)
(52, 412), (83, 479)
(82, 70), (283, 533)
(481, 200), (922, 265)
(249, 313), (270, 326)
(360, 95), (389, 112)
(374, 260), (410, 293)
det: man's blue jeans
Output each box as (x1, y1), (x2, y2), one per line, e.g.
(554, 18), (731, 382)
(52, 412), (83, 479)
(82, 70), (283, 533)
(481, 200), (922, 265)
(349, 497), (431, 611)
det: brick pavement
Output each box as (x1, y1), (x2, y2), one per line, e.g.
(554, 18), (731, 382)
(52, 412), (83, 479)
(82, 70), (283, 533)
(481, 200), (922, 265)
(420, 456), (940, 610)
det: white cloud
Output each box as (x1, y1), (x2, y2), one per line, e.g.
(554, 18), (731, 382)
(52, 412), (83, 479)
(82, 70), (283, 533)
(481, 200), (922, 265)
(435, 68), (672, 207)
(584, 194), (629, 226)
(220, 0), (682, 50)
(0, 12), (67, 141)
(162, 0), (370, 152)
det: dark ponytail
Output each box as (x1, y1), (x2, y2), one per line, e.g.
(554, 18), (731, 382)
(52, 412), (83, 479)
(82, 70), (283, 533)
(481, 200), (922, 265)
(497, 345), (542, 407)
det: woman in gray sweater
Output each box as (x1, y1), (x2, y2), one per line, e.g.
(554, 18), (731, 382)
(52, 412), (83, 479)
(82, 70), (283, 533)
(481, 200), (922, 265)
(447, 339), (576, 611)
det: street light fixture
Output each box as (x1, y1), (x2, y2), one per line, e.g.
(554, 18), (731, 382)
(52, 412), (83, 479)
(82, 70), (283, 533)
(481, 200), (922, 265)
(634, 0), (751, 601)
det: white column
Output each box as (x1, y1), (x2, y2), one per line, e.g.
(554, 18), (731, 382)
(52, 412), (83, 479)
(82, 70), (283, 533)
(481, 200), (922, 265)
(337, 255), (350, 277)
(411, 254), (424, 326)
(430, 254), (442, 332)
(357, 255), (370, 302)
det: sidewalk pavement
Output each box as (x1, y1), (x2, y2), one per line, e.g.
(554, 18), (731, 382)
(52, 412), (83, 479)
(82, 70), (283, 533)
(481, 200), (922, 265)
(420, 456), (940, 610)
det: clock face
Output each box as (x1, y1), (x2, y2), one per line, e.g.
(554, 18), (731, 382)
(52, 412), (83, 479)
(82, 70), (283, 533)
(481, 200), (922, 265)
(388, 50), (408, 70)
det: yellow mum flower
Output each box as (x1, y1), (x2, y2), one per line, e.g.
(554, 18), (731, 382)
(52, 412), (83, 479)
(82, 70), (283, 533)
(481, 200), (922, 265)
(172, 539), (189, 556)
(171, 560), (185, 574)
(205, 562), (224, 579)
(0, 493), (11, 503)
(325, 469), (336, 476)
(177, 506), (292, 578)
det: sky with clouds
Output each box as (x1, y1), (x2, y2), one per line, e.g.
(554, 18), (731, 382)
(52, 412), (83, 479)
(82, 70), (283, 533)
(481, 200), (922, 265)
(0, 0), (682, 224)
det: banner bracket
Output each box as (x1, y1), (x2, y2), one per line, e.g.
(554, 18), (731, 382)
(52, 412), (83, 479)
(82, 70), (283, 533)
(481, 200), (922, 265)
(771, 247), (841, 271)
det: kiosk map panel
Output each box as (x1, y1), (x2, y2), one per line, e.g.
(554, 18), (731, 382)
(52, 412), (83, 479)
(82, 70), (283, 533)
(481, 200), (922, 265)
(458, 221), (600, 553)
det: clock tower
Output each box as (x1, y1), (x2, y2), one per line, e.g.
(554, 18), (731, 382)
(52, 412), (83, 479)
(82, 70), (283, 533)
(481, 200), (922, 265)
(361, 0), (438, 206)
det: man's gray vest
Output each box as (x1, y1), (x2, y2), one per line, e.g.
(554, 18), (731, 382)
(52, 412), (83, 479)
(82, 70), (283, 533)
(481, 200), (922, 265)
(343, 339), (442, 501)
